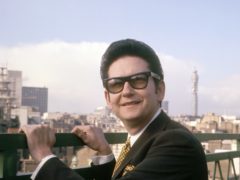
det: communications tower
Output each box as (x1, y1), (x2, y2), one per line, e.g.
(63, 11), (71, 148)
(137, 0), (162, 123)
(192, 70), (199, 117)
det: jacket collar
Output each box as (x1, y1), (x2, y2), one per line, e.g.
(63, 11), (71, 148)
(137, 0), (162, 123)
(112, 111), (171, 179)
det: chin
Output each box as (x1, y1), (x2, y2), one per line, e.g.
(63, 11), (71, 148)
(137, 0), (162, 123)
(120, 113), (142, 122)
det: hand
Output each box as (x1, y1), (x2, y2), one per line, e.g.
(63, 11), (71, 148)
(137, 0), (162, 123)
(19, 124), (56, 163)
(72, 125), (112, 156)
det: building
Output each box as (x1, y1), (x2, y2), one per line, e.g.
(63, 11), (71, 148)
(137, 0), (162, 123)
(0, 68), (22, 119)
(0, 68), (22, 132)
(8, 70), (22, 107)
(22, 86), (48, 115)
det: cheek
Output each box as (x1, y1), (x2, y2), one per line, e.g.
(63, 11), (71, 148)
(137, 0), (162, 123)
(144, 88), (160, 104)
(107, 94), (119, 108)
(105, 92), (113, 109)
(148, 82), (163, 102)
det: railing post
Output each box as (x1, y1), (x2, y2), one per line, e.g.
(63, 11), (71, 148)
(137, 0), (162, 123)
(0, 152), (3, 178)
(0, 150), (18, 179)
(237, 139), (240, 177)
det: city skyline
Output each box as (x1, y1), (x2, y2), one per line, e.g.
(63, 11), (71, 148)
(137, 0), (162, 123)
(0, 1), (240, 116)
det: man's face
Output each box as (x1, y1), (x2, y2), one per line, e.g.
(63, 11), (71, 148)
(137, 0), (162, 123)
(104, 56), (165, 133)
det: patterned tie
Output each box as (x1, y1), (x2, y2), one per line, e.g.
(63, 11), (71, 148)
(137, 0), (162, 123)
(113, 137), (131, 175)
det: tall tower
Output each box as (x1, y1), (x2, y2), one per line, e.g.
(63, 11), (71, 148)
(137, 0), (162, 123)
(192, 70), (199, 117)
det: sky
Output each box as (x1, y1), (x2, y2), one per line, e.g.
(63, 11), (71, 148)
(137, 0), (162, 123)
(0, 0), (240, 116)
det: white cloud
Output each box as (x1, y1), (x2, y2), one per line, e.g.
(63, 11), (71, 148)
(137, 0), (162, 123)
(1, 41), (239, 116)
(200, 74), (240, 115)
(0, 41), (108, 113)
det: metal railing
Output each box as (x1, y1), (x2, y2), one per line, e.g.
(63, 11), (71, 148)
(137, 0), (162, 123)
(1, 133), (240, 180)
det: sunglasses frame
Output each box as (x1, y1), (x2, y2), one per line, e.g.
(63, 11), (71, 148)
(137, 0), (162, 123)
(104, 71), (161, 94)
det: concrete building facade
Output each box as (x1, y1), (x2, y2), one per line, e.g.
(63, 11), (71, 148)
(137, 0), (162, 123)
(0, 68), (22, 124)
(22, 86), (48, 115)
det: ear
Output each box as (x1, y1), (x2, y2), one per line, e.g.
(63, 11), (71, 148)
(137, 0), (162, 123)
(156, 81), (165, 102)
(104, 90), (112, 109)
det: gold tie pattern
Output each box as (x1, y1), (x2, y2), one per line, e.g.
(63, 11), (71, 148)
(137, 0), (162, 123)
(113, 137), (131, 175)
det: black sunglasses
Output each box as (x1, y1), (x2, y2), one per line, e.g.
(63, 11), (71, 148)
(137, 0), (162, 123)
(104, 71), (161, 94)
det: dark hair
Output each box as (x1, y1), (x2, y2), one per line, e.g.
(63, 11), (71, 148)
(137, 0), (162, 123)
(100, 39), (164, 86)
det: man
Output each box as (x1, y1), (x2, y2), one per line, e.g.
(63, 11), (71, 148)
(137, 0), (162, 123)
(21, 39), (208, 180)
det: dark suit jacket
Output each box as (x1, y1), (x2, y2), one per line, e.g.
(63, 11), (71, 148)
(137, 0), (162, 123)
(35, 111), (208, 180)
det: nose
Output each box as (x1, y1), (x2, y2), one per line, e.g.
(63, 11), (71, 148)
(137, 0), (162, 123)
(122, 82), (134, 96)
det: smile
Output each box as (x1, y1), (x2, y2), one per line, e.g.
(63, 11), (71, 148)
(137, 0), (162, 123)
(121, 101), (141, 106)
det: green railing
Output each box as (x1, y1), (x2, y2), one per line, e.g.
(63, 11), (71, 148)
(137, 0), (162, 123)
(0, 133), (240, 180)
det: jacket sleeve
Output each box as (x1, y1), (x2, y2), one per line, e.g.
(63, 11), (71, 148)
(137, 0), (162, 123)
(35, 157), (115, 180)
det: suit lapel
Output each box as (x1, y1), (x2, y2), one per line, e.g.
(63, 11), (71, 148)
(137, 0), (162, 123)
(112, 111), (170, 179)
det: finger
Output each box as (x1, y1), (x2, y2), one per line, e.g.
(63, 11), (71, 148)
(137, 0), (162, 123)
(75, 129), (84, 136)
(71, 126), (78, 133)
(71, 125), (83, 133)
(72, 126), (85, 133)
(48, 129), (56, 146)
(18, 125), (30, 134)
(74, 129), (87, 139)
(40, 124), (49, 128)
(18, 127), (24, 133)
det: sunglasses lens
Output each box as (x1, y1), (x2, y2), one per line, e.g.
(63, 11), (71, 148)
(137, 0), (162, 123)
(130, 74), (148, 89)
(106, 79), (124, 93)
(106, 74), (149, 93)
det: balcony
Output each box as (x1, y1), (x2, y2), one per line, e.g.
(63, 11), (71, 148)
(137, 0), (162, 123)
(1, 133), (240, 180)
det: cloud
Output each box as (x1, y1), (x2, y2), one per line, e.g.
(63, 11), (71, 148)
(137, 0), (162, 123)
(201, 77), (240, 105)
(1, 41), (239, 116)
(159, 53), (201, 115)
(200, 74), (240, 115)
(0, 41), (108, 113)
(160, 54), (240, 116)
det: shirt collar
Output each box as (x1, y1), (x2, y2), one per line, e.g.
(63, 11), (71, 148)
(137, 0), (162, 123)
(129, 108), (162, 146)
